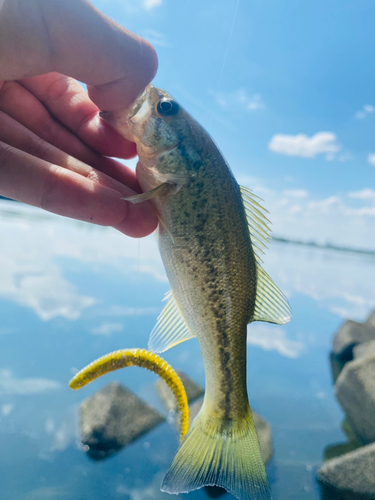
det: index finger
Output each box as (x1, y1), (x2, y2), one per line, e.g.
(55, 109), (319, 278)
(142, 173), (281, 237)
(1, 0), (158, 109)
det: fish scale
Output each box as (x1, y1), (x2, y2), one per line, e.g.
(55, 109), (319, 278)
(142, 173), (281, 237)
(158, 165), (254, 418)
(101, 84), (292, 500)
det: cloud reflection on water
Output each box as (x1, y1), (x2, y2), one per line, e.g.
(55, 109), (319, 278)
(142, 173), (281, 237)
(0, 370), (61, 396)
(247, 324), (305, 359)
(0, 201), (164, 322)
(1, 201), (375, 333)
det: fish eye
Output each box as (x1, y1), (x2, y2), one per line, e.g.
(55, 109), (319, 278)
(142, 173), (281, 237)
(156, 99), (180, 117)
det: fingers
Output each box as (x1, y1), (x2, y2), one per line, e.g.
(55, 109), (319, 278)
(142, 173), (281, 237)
(0, 141), (125, 224)
(19, 73), (136, 159)
(0, 0), (159, 237)
(0, 80), (103, 165)
(0, 0), (158, 109)
(0, 119), (158, 237)
(0, 110), (129, 191)
(0, 80), (140, 191)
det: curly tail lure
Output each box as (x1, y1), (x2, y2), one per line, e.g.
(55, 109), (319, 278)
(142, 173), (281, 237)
(69, 348), (189, 442)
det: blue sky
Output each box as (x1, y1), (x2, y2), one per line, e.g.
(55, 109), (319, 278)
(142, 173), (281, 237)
(92, 0), (375, 249)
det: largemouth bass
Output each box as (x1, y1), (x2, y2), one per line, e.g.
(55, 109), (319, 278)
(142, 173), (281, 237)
(101, 85), (291, 500)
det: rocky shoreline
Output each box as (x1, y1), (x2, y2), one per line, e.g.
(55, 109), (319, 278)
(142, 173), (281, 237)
(318, 310), (375, 499)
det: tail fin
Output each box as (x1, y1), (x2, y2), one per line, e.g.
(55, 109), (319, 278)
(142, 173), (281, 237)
(161, 406), (271, 500)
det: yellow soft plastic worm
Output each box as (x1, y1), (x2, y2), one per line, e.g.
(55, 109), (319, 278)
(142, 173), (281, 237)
(69, 348), (189, 442)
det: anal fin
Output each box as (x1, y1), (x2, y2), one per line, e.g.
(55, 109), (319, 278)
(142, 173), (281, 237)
(148, 291), (196, 353)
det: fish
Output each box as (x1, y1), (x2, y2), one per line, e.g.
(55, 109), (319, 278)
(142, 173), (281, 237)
(100, 85), (292, 500)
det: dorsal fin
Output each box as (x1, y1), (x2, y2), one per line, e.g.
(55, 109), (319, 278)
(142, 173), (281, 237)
(239, 186), (272, 264)
(148, 291), (196, 353)
(240, 185), (292, 325)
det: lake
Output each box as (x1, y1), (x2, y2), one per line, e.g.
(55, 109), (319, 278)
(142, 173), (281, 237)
(1, 199), (374, 500)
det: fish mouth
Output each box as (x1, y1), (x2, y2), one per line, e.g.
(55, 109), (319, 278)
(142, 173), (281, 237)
(128, 84), (153, 120)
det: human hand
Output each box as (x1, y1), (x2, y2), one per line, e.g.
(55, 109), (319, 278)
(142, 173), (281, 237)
(0, 0), (158, 237)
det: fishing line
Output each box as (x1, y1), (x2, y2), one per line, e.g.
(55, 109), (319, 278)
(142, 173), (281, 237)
(135, 238), (141, 320)
(209, 0), (240, 129)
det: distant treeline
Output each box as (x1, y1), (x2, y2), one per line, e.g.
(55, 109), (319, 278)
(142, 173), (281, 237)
(273, 236), (375, 257)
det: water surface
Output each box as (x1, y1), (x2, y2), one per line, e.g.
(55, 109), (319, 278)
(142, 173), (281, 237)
(1, 200), (374, 500)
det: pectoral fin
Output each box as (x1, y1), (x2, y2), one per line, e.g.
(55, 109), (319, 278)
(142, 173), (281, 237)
(123, 182), (176, 204)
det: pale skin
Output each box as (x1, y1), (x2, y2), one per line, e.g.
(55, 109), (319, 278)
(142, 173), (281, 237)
(0, 0), (159, 237)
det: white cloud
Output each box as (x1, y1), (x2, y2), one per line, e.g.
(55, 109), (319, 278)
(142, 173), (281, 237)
(355, 104), (374, 119)
(90, 322), (124, 336)
(346, 206), (375, 217)
(248, 179), (375, 256)
(289, 204), (302, 215)
(284, 189), (309, 198)
(143, 0), (162, 9)
(142, 29), (169, 47)
(268, 132), (340, 158)
(348, 188), (375, 200)
(307, 195), (342, 213)
(0, 370), (61, 395)
(1, 270), (95, 321)
(368, 153), (375, 166)
(2, 403), (14, 416)
(247, 324), (304, 358)
(139, 263), (168, 282)
(213, 88), (265, 112)
(235, 89), (264, 111)
(51, 420), (76, 452)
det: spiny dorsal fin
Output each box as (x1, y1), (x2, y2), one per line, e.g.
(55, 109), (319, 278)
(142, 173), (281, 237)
(148, 291), (196, 353)
(239, 186), (272, 264)
(253, 264), (292, 324)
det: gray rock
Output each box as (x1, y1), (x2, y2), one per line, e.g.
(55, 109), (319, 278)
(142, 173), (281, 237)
(330, 351), (347, 383)
(80, 382), (164, 460)
(155, 371), (204, 410)
(323, 441), (362, 462)
(253, 411), (273, 465)
(354, 340), (375, 361)
(336, 356), (375, 444)
(176, 398), (272, 465)
(342, 419), (362, 445)
(323, 420), (362, 461)
(365, 309), (375, 328)
(333, 320), (375, 357)
(318, 441), (375, 498)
